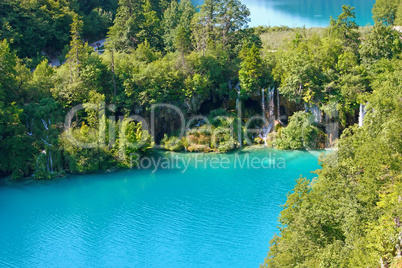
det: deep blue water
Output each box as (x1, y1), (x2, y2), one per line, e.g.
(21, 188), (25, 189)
(192, 0), (376, 27)
(0, 148), (322, 267)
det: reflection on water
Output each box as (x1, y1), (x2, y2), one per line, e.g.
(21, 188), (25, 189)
(192, 0), (375, 27)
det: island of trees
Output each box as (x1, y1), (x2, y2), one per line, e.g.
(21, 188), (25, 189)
(0, 0), (401, 266)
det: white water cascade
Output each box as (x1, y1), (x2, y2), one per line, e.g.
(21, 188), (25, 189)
(358, 103), (366, 127)
(305, 103), (321, 124)
(27, 119), (34, 136)
(259, 87), (275, 145)
(276, 88), (281, 122)
(37, 150), (53, 173)
(234, 82), (242, 147)
(310, 105), (321, 124)
(259, 121), (274, 146)
(235, 82), (241, 109)
(267, 87), (275, 118)
(41, 118), (53, 173)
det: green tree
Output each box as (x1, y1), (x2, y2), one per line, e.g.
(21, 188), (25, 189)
(175, 25), (192, 68)
(372, 0), (400, 25)
(108, 0), (145, 50)
(359, 24), (402, 64)
(108, 0), (163, 50)
(396, 0), (402, 25)
(162, 0), (195, 52)
(329, 5), (360, 53)
(263, 57), (402, 268)
(238, 43), (263, 96)
(275, 111), (325, 150)
(138, 0), (163, 50)
(217, 0), (250, 46)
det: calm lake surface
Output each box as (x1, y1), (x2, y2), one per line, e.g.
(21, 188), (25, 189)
(0, 148), (322, 267)
(193, 0), (376, 27)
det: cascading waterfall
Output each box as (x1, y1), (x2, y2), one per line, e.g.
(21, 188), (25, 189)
(32, 118), (56, 177)
(27, 119), (34, 136)
(41, 118), (53, 173)
(305, 103), (321, 124)
(358, 103), (366, 127)
(259, 121), (274, 146)
(310, 105), (321, 124)
(49, 151), (53, 172)
(259, 87), (275, 145)
(234, 82), (242, 147)
(41, 119), (49, 130)
(235, 82), (240, 109)
(268, 87), (275, 118)
(276, 88), (281, 122)
(194, 118), (205, 127)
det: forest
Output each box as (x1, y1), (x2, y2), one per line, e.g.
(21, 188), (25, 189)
(0, 0), (401, 266)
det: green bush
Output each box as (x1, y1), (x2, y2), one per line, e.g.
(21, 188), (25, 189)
(162, 134), (184, 151)
(275, 111), (326, 150)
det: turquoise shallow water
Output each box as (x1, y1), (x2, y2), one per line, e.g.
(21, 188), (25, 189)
(0, 148), (322, 267)
(192, 0), (375, 27)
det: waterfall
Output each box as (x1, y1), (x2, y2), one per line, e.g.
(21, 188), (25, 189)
(259, 121), (274, 146)
(38, 150), (53, 173)
(41, 119), (48, 130)
(194, 118), (205, 127)
(310, 105), (321, 124)
(276, 88), (280, 121)
(358, 103), (366, 127)
(49, 151), (53, 172)
(27, 119), (34, 136)
(235, 82), (240, 109)
(305, 103), (321, 124)
(267, 87), (275, 118)
(235, 82), (242, 147)
(258, 87), (275, 145)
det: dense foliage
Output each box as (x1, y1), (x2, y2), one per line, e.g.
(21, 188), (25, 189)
(262, 57), (402, 268)
(0, 1), (401, 265)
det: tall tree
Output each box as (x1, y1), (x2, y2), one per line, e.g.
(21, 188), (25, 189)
(238, 43), (263, 96)
(372, 0), (400, 26)
(108, 0), (145, 50)
(217, 0), (250, 46)
(138, 0), (163, 50)
(108, 0), (163, 51)
(329, 5), (360, 54)
(162, 0), (195, 52)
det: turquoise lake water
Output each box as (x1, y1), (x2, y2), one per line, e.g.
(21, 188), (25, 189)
(0, 148), (322, 267)
(192, 0), (376, 27)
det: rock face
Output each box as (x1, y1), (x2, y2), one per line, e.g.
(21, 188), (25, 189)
(278, 97), (304, 125)
(185, 93), (209, 114)
(149, 106), (186, 142)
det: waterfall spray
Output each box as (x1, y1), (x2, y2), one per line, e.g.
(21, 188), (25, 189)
(277, 88), (280, 122)
(358, 103), (366, 127)
(305, 103), (321, 124)
(235, 83), (240, 110)
(268, 87), (275, 118)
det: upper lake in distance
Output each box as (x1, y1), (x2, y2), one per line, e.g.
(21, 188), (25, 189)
(192, 0), (376, 27)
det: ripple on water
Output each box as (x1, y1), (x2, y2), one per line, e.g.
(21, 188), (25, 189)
(0, 148), (322, 267)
